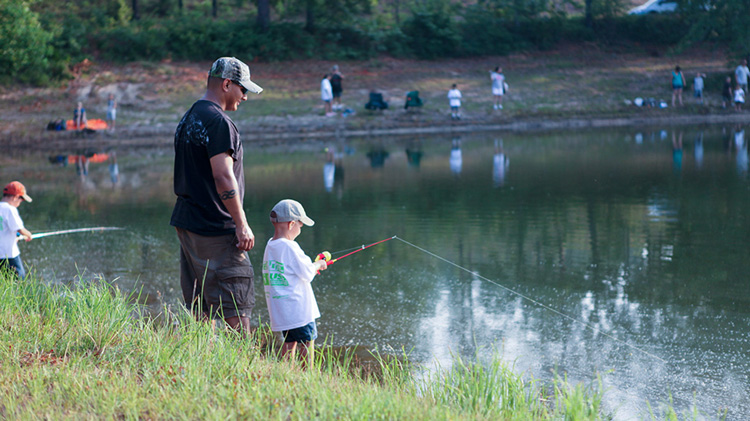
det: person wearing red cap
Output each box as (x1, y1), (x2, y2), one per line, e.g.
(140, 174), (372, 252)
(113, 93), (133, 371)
(1, 181), (33, 280)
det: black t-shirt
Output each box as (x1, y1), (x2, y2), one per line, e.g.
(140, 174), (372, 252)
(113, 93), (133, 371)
(170, 100), (244, 236)
(330, 74), (343, 92)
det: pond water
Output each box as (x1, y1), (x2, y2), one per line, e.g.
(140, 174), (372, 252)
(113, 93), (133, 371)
(3, 125), (748, 419)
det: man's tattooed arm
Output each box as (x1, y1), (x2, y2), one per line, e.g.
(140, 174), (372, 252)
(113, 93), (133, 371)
(220, 189), (236, 200)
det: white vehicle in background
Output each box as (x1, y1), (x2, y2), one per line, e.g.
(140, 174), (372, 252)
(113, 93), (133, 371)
(628, 0), (678, 14)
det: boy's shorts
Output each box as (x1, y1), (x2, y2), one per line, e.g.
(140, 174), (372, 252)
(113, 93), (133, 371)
(176, 227), (255, 320)
(694, 89), (703, 98)
(282, 321), (317, 343)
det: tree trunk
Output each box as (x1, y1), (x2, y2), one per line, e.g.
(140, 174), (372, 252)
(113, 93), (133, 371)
(305, 0), (315, 33)
(257, 0), (270, 32)
(132, 0), (139, 20)
(212, 0), (218, 17)
(585, 0), (593, 28)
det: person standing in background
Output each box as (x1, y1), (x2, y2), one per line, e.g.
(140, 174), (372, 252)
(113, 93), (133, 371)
(321, 74), (334, 116)
(735, 59), (749, 93)
(671, 66), (686, 107)
(448, 84), (462, 120)
(490, 67), (508, 110)
(106, 93), (117, 131)
(73, 101), (87, 129)
(330, 65), (344, 111)
(693, 73), (704, 105)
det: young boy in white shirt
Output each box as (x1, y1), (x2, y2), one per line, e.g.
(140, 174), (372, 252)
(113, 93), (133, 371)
(263, 199), (328, 365)
(447, 83), (462, 120)
(0, 181), (33, 280)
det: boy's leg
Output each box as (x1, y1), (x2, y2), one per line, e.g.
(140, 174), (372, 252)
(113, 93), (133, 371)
(281, 341), (298, 360)
(298, 340), (314, 367)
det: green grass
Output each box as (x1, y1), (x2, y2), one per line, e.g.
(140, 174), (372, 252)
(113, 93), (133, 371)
(0, 270), (708, 419)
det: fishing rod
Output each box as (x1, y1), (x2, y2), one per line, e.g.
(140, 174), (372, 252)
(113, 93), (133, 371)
(315, 236), (396, 267)
(18, 226), (124, 240)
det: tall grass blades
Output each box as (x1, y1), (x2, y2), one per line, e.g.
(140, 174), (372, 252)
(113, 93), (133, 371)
(0, 271), (687, 419)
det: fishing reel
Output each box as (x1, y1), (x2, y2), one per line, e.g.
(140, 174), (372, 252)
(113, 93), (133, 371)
(314, 251), (331, 274)
(315, 251), (331, 263)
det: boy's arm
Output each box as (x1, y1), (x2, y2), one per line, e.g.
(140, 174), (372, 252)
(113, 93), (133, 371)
(18, 228), (32, 242)
(314, 260), (327, 271)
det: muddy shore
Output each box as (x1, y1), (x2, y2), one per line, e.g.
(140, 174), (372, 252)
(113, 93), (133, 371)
(3, 50), (750, 150)
(7, 111), (750, 152)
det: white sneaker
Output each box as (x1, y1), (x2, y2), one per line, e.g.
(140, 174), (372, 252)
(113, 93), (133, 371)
(498, 105), (503, 110)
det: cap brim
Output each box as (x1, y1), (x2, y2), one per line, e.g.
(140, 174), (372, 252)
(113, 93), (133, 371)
(300, 216), (314, 226)
(21, 194), (32, 202)
(240, 79), (263, 94)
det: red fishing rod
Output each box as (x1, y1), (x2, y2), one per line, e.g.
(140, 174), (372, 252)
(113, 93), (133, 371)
(315, 236), (396, 267)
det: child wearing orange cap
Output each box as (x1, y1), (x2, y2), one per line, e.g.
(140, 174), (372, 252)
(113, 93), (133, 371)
(1, 181), (33, 280)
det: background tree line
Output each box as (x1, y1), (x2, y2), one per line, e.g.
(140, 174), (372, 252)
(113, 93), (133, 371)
(1, 0), (747, 85)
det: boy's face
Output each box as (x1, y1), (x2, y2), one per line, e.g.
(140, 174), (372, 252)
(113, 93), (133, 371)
(7, 195), (23, 208)
(289, 220), (302, 240)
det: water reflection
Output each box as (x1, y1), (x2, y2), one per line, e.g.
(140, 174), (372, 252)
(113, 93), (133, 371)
(671, 131), (683, 174)
(366, 144), (389, 168)
(450, 137), (461, 177)
(4, 126), (750, 419)
(694, 132), (703, 169)
(405, 139), (423, 169)
(734, 126), (747, 176)
(323, 146), (344, 197)
(492, 139), (509, 188)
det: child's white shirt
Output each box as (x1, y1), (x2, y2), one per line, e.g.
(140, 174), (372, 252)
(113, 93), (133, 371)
(263, 237), (320, 331)
(448, 89), (462, 107)
(735, 88), (745, 103)
(0, 202), (23, 259)
(321, 78), (333, 101)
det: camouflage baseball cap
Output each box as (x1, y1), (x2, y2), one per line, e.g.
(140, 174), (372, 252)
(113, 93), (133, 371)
(208, 57), (263, 94)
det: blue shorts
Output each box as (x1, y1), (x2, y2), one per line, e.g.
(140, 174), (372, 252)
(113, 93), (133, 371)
(0, 256), (26, 280)
(282, 321), (317, 343)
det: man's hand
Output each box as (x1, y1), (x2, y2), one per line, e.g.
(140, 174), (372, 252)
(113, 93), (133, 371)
(235, 224), (255, 251)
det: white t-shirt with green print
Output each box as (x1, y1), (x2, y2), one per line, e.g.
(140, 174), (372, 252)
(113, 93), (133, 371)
(262, 237), (320, 332)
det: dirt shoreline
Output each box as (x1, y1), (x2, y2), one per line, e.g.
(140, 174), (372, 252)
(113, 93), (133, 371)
(7, 111), (750, 151)
(4, 49), (750, 150)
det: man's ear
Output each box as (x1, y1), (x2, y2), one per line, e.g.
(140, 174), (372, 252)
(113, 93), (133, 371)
(223, 78), (232, 92)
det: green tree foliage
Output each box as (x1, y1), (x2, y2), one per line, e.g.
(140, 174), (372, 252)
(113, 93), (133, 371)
(3, 0), (748, 87)
(676, 0), (750, 57)
(0, 0), (55, 84)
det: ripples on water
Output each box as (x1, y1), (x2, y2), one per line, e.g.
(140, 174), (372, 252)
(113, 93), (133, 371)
(4, 126), (749, 419)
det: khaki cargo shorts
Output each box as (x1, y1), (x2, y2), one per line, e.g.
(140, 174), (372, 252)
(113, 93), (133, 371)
(176, 227), (255, 319)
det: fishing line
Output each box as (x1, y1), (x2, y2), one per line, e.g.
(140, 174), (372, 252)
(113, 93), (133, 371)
(392, 236), (668, 364)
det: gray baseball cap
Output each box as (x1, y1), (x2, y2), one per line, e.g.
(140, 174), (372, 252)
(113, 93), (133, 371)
(270, 199), (315, 226)
(208, 57), (263, 94)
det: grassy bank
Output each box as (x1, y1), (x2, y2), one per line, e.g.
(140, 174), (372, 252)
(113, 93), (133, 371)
(0, 269), (621, 419)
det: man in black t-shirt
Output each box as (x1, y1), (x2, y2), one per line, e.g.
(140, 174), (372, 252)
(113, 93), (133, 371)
(330, 64), (344, 110)
(171, 57), (263, 333)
